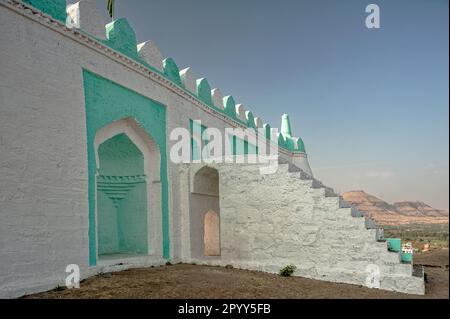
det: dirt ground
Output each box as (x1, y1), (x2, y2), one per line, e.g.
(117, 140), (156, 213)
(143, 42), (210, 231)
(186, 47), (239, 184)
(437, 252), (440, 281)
(23, 249), (449, 299)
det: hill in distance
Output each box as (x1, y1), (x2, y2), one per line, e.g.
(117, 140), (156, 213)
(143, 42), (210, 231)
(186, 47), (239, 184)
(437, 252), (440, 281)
(342, 191), (449, 226)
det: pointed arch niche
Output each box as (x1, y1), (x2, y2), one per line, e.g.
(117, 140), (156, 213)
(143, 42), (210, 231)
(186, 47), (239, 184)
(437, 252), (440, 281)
(94, 118), (162, 260)
(189, 166), (221, 259)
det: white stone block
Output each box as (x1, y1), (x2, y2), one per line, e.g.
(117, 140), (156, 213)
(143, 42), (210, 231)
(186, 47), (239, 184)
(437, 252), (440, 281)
(137, 41), (163, 72)
(179, 67), (196, 94)
(235, 104), (246, 121)
(254, 117), (263, 128)
(211, 88), (224, 109)
(66, 1), (106, 40)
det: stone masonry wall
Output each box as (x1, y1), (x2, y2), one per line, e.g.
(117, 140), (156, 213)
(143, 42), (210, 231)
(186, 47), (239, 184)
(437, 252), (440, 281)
(0, 0), (423, 297)
(0, 1), (296, 297)
(181, 163), (424, 295)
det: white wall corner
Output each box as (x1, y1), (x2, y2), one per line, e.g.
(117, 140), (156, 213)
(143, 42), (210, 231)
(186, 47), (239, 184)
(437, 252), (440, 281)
(235, 104), (246, 121)
(179, 67), (196, 94)
(66, 1), (106, 40)
(137, 41), (164, 72)
(211, 88), (224, 109)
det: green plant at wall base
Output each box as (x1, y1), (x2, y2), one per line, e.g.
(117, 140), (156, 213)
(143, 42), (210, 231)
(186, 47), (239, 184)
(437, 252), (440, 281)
(279, 264), (297, 277)
(55, 285), (65, 291)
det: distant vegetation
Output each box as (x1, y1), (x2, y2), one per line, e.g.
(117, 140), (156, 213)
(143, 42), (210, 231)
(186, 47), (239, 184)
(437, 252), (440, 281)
(384, 223), (449, 251)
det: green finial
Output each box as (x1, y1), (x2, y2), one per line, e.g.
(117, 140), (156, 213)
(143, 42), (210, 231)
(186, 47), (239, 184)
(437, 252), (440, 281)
(281, 113), (292, 137)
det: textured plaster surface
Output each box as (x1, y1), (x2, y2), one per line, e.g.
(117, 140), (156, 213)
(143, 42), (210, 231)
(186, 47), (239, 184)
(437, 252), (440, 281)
(178, 163), (424, 295)
(66, 0), (105, 40)
(0, 3), (423, 297)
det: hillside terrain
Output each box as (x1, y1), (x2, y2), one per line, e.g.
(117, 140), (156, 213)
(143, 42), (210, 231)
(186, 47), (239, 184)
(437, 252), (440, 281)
(342, 191), (449, 226)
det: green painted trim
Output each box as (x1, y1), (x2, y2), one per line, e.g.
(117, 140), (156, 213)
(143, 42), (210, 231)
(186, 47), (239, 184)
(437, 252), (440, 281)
(72, 16), (305, 155)
(401, 251), (413, 263)
(386, 238), (402, 252)
(189, 119), (208, 160)
(71, 16), (303, 155)
(163, 58), (183, 87)
(105, 18), (139, 60)
(263, 123), (271, 140)
(196, 78), (213, 106)
(82, 69), (170, 265)
(223, 95), (237, 119)
(228, 135), (258, 155)
(297, 137), (306, 152)
(285, 136), (296, 151)
(277, 133), (286, 149)
(23, 0), (66, 22)
(191, 119), (258, 156)
(245, 111), (256, 130)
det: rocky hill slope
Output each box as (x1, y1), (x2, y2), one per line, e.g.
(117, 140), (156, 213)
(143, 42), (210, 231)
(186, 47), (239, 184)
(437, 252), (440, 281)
(342, 191), (449, 226)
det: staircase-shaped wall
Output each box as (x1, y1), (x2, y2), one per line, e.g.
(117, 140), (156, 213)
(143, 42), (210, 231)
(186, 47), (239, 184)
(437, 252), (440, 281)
(184, 162), (425, 295)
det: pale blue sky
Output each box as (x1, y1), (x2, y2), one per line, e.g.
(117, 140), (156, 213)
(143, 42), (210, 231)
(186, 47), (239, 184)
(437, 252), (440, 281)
(81, 0), (449, 209)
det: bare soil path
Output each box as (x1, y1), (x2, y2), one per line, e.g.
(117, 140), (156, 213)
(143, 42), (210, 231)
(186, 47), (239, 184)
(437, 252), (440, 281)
(24, 249), (448, 299)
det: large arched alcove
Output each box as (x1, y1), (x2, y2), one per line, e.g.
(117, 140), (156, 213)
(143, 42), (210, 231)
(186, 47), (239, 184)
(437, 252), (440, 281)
(189, 166), (221, 259)
(94, 118), (162, 260)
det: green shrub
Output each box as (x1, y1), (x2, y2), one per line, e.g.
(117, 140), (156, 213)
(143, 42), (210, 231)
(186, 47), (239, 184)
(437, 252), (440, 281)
(279, 264), (297, 277)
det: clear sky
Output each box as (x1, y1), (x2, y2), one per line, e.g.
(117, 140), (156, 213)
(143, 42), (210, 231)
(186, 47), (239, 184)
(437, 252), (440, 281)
(79, 0), (449, 210)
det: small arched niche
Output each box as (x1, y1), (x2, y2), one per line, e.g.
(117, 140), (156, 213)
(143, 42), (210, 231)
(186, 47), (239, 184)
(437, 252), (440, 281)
(193, 166), (219, 196)
(189, 166), (221, 258)
(204, 210), (220, 256)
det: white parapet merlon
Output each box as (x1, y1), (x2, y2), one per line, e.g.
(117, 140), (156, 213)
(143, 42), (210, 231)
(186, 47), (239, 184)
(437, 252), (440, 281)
(270, 127), (279, 140)
(235, 104), (246, 121)
(179, 67), (196, 94)
(292, 136), (299, 147)
(66, 1), (106, 40)
(254, 117), (263, 128)
(137, 41), (164, 72)
(211, 88), (224, 109)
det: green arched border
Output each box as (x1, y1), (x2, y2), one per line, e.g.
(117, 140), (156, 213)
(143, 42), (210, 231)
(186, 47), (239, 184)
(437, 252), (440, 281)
(82, 69), (170, 265)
